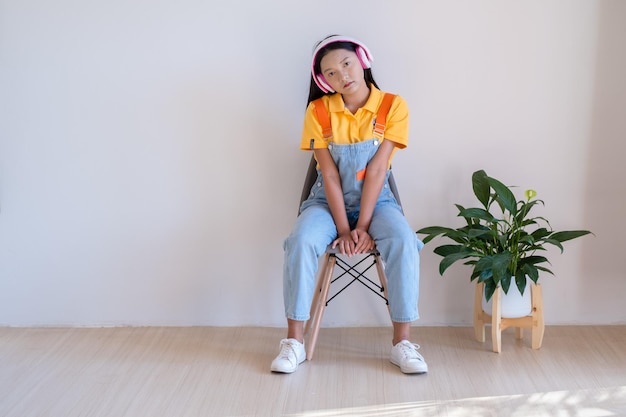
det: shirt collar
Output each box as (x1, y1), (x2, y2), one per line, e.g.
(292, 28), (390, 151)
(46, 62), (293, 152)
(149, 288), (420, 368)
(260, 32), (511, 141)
(328, 85), (383, 114)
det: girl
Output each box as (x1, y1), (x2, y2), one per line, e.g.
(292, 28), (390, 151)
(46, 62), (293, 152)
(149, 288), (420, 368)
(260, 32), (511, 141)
(271, 35), (427, 374)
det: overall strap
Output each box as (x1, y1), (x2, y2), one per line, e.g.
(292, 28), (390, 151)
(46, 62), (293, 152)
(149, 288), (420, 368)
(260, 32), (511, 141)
(373, 93), (396, 139)
(312, 92), (396, 142)
(312, 98), (333, 141)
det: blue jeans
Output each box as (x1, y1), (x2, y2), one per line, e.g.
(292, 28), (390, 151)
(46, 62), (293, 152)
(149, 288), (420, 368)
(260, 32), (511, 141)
(282, 139), (424, 323)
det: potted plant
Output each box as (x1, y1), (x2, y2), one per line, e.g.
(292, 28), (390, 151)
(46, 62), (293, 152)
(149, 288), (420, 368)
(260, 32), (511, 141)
(416, 170), (592, 305)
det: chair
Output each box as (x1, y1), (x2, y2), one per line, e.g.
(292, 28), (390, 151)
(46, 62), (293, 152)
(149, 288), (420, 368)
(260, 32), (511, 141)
(298, 156), (403, 360)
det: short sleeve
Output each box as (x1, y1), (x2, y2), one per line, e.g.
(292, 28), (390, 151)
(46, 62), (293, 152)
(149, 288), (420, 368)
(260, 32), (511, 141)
(300, 100), (329, 150)
(383, 95), (409, 149)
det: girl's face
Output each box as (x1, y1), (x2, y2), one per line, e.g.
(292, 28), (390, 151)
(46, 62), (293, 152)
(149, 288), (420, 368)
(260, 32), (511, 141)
(319, 48), (366, 95)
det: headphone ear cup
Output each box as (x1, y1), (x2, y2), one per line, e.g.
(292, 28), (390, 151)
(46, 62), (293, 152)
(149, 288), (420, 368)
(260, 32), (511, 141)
(356, 46), (371, 69)
(317, 74), (334, 93)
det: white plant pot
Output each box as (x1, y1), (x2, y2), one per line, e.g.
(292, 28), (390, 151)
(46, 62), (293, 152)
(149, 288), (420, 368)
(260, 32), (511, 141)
(482, 278), (533, 318)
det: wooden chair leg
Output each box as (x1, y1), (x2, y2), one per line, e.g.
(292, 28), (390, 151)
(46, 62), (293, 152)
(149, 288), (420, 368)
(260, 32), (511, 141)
(304, 254), (327, 337)
(531, 284), (545, 349)
(306, 254), (335, 360)
(491, 288), (502, 353)
(474, 282), (486, 342)
(373, 254), (390, 313)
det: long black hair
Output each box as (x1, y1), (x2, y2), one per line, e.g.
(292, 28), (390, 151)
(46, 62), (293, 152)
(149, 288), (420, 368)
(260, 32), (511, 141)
(307, 40), (379, 105)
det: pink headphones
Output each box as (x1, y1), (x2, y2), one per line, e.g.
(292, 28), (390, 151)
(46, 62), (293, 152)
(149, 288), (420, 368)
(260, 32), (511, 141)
(311, 35), (374, 93)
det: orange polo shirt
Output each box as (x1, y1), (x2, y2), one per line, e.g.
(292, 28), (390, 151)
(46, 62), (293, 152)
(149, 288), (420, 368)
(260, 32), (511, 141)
(300, 86), (409, 165)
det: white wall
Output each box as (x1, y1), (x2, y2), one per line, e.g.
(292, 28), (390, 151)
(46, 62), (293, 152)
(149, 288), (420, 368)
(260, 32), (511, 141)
(1, 0), (624, 327)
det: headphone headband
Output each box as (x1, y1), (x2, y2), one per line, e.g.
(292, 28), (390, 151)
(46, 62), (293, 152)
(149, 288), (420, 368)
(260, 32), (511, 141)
(311, 35), (374, 93)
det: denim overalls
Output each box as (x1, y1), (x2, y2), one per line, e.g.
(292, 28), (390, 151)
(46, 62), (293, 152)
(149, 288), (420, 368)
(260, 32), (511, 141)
(283, 137), (424, 323)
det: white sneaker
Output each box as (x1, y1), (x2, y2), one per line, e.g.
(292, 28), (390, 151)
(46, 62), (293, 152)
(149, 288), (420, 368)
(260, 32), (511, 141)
(270, 338), (306, 373)
(390, 340), (428, 374)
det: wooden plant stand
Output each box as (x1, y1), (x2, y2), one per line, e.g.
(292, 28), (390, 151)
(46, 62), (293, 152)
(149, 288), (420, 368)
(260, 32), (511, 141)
(473, 281), (545, 353)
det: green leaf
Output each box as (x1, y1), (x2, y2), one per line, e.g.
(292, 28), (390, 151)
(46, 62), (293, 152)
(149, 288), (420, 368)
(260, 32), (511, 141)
(458, 208), (495, 223)
(433, 244), (465, 256)
(470, 269), (481, 281)
(453, 204), (473, 226)
(549, 230), (593, 243)
(467, 226), (493, 240)
(484, 280), (497, 302)
(543, 238), (565, 252)
(416, 226), (452, 235)
(477, 268), (493, 282)
(530, 228), (551, 240)
(500, 275), (512, 294)
(521, 264), (539, 281)
(441, 230), (473, 244)
(518, 255), (550, 268)
(421, 235), (437, 244)
(472, 170), (490, 208)
(474, 256), (494, 273)
(535, 265), (554, 275)
(491, 252), (512, 283)
(439, 251), (476, 274)
(416, 226), (456, 244)
(523, 199), (544, 213)
(511, 271), (527, 295)
(487, 176), (517, 215)
(519, 218), (539, 228)
(518, 235), (535, 246)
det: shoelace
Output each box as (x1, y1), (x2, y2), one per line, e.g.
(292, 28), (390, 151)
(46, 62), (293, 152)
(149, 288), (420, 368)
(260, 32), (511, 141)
(398, 342), (422, 359)
(277, 340), (298, 364)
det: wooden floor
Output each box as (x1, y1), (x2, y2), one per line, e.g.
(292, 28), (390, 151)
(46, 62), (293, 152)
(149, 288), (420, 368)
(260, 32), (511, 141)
(1, 326), (625, 417)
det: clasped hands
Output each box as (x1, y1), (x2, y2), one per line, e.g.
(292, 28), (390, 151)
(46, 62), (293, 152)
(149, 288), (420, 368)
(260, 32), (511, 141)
(331, 228), (374, 256)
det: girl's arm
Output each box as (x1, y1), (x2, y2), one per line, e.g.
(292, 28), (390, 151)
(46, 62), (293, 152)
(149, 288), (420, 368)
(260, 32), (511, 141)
(353, 139), (397, 253)
(313, 148), (355, 256)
